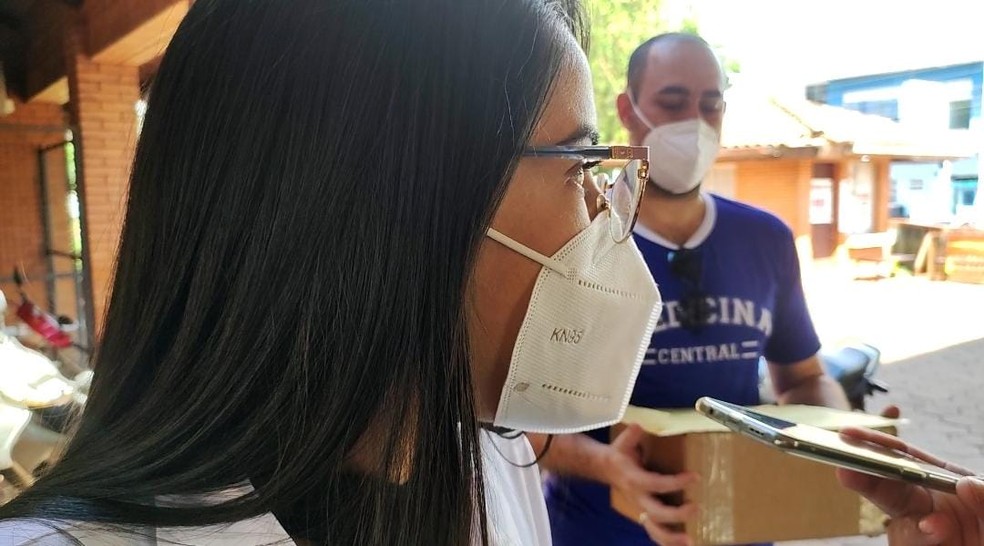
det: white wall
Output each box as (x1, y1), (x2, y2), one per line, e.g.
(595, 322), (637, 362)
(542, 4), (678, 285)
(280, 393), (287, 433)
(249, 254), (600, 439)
(839, 161), (874, 234)
(891, 161), (955, 223)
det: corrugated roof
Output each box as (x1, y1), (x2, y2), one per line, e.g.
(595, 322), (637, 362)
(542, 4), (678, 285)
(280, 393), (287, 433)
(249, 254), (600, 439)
(719, 88), (978, 160)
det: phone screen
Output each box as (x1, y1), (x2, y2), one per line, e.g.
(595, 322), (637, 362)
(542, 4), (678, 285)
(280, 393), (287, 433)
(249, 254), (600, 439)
(781, 423), (956, 475)
(697, 397), (966, 493)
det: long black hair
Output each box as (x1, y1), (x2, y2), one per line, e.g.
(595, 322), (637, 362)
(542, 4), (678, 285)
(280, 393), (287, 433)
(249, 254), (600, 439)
(0, 1), (587, 544)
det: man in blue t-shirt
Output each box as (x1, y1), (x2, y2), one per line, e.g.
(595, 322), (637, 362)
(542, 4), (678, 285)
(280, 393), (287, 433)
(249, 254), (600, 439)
(530, 33), (851, 546)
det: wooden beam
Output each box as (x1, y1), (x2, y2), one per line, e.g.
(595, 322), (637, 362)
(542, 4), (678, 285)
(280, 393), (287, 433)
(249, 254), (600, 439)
(22, 0), (76, 102)
(872, 157), (891, 233)
(718, 146), (819, 161)
(794, 159), (813, 243)
(22, 0), (187, 103)
(31, 77), (68, 104)
(87, 0), (188, 65)
(831, 162), (842, 238)
(815, 142), (853, 160)
(138, 55), (163, 91)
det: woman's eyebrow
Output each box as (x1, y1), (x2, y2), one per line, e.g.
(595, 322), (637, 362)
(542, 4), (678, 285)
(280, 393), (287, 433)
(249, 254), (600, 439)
(554, 124), (600, 146)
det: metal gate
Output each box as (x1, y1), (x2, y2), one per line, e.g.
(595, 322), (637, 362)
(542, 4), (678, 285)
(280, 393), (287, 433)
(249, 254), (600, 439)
(34, 133), (95, 361)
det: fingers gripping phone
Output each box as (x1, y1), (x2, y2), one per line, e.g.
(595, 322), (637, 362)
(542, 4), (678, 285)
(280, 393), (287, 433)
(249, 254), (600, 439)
(695, 397), (963, 494)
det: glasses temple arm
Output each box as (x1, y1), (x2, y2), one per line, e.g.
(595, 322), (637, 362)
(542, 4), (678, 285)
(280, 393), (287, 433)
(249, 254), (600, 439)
(525, 147), (614, 159)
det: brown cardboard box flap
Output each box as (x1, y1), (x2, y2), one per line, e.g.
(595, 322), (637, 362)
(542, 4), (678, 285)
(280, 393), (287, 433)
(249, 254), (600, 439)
(611, 405), (898, 545)
(621, 404), (904, 437)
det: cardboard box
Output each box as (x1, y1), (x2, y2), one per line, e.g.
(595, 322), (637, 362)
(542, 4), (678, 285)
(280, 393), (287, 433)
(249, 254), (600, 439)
(611, 405), (900, 546)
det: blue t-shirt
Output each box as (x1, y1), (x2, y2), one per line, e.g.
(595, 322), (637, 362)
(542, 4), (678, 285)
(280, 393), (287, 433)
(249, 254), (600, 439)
(545, 195), (821, 546)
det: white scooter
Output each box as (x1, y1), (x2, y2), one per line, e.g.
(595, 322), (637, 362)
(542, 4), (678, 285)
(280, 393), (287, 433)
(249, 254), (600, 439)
(0, 289), (90, 491)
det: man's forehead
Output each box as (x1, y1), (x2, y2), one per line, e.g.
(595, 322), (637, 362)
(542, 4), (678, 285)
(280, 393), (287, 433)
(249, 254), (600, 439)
(642, 40), (723, 94)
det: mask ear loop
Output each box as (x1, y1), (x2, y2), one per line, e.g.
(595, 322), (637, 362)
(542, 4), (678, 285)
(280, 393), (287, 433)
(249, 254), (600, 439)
(486, 229), (570, 277)
(481, 425), (554, 469)
(626, 89), (656, 131)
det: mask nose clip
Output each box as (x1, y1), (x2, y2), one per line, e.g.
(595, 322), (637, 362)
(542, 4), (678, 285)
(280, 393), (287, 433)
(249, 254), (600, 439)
(596, 193), (610, 212)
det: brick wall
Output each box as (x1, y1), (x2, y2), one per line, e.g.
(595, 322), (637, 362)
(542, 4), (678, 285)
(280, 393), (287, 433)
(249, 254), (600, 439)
(732, 158), (815, 262)
(7, 0), (181, 335)
(65, 39), (140, 327)
(733, 159), (813, 238)
(0, 101), (69, 326)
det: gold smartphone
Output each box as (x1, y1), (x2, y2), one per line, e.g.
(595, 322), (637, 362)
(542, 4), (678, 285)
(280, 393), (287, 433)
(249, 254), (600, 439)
(695, 396), (965, 494)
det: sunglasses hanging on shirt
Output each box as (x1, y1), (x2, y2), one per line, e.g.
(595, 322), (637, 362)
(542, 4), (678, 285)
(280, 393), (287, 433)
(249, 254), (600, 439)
(667, 247), (712, 333)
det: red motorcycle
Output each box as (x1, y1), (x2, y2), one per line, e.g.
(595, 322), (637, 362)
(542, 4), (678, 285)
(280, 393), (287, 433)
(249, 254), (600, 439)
(7, 267), (90, 377)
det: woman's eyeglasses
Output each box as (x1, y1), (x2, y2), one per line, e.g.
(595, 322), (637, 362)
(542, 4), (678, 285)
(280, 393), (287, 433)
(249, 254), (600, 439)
(523, 145), (649, 243)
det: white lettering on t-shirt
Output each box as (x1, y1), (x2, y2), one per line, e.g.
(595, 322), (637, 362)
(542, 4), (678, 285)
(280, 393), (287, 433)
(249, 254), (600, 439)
(733, 299), (755, 328)
(718, 296), (731, 323)
(651, 343), (748, 365)
(645, 298), (773, 366)
(653, 297), (772, 336)
(659, 301), (682, 331)
(705, 297), (718, 324)
(706, 344), (719, 361)
(693, 345), (706, 361)
(757, 307), (773, 337)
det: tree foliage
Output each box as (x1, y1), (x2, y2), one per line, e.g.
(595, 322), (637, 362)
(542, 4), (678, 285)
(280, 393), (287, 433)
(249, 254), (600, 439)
(584, 2), (740, 143)
(585, 0), (674, 143)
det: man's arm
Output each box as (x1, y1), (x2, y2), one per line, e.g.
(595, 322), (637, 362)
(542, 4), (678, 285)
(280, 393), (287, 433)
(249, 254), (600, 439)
(528, 428), (698, 546)
(767, 354), (849, 409)
(527, 432), (614, 483)
(764, 222), (848, 410)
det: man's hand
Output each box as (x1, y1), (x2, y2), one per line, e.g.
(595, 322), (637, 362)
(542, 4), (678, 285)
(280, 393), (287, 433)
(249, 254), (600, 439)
(836, 426), (983, 545)
(607, 424), (699, 546)
(880, 405), (901, 419)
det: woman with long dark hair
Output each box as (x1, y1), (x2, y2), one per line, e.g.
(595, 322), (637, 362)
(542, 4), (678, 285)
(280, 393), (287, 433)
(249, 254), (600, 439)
(0, 0), (661, 544)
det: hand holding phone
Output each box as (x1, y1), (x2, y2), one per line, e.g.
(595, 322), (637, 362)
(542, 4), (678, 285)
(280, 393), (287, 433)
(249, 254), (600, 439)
(695, 397), (970, 494)
(836, 426), (983, 545)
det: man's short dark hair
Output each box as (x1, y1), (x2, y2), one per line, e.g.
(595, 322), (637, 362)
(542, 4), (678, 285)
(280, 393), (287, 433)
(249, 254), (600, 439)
(626, 32), (712, 99)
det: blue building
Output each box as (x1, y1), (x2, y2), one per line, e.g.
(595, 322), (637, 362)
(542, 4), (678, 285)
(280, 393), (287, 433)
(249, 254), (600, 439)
(807, 62), (982, 224)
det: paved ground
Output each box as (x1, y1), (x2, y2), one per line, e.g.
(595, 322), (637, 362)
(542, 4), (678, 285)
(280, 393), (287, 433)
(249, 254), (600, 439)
(781, 271), (984, 546)
(803, 267), (984, 365)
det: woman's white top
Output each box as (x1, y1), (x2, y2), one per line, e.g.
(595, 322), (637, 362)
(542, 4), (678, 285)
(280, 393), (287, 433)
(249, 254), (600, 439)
(0, 432), (552, 545)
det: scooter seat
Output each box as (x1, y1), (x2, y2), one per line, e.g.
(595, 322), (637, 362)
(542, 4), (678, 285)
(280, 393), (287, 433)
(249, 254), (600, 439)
(820, 345), (880, 381)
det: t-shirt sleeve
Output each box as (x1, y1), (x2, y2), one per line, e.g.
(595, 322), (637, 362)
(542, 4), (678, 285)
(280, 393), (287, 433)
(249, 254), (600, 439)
(763, 227), (821, 365)
(0, 519), (78, 545)
(0, 519), (158, 545)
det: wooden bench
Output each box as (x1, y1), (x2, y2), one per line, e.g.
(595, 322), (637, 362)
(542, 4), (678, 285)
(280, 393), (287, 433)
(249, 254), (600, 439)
(942, 229), (984, 284)
(844, 230), (914, 279)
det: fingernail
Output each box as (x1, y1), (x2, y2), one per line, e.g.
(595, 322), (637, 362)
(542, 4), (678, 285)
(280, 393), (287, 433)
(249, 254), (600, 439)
(917, 518), (933, 534)
(965, 477), (984, 502)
